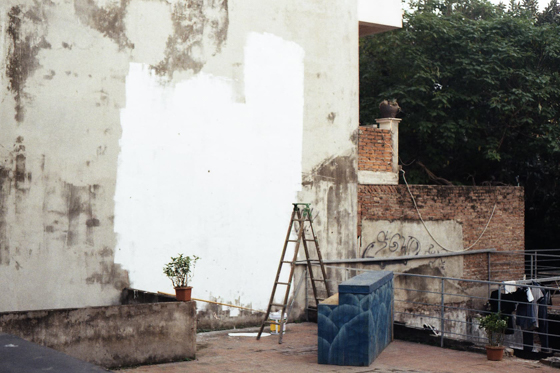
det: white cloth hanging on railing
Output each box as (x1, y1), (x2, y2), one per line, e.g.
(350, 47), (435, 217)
(531, 286), (543, 328)
(526, 287), (534, 302)
(504, 280), (517, 294)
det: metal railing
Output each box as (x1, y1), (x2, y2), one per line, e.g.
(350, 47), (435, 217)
(488, 249), (560, 282)
(300, 250), (560, 355)
(391, 272), (559, 353)
(298, 248), (560, 283)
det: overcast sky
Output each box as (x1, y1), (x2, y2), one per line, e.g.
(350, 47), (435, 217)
(488, 0), (550, 11)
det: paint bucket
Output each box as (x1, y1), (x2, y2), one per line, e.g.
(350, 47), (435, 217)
(269, 312), (287, 334)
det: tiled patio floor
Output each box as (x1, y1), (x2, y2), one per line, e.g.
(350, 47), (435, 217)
(114, 323), (558, 373)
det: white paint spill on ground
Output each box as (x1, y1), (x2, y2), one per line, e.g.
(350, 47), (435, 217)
(115, 32), (305, 310)
(228, 332), (270, 337)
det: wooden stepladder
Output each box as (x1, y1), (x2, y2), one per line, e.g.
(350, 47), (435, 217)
(256, 203), (331, 344)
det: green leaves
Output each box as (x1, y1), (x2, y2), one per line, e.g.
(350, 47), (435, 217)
(163, 254), (200, 288)
(360, 0), (560, 248)
(478, 312), (508, 346)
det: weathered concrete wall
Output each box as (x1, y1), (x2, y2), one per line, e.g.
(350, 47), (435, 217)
(120, 288), (264, 331)
(0, 301), (197, 368)
(0, 0), (130, 312)
(0, 0), (363, 323)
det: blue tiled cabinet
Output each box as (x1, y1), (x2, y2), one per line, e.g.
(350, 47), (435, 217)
(318, 271), (393, 366)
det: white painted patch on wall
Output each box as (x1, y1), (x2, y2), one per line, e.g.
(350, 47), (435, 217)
(115, 33), (305, 310)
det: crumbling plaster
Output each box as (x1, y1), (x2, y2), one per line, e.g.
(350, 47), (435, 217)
(0, 0), (359, 315)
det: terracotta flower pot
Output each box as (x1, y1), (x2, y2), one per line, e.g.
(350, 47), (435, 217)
(174, 286), (192, 301)
(485, 345), (505, 361)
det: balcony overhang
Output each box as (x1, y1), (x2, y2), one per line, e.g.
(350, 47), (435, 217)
(359, 0), (403, 37)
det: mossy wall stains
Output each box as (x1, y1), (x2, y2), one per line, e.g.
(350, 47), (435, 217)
(0, 0), (229, 313)
(152, 0), (228, 77)
(74, 0), (133, 50)
(0, 165), (10, 266)
(5, 2), (51, 122)
(0, 0), (134, 312)
(305, 155), (357, 260)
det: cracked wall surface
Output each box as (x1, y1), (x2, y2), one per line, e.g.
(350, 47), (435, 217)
(0, 0), (358, 317)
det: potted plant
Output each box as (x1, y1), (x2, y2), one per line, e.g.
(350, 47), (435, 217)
(163, 254), (200, 301)
(478, 311), (508, 361)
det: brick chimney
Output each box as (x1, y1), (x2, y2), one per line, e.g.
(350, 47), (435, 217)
(357, 118), (401, 185)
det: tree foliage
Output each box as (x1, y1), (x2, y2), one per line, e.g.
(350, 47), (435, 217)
(360, 0), (560, 249)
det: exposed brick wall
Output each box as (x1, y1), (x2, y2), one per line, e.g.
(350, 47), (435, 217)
(358, 126), (392, 172)
(358, 185), (525, 281)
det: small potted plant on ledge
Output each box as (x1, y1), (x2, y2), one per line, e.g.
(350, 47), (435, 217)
(478, 311), (508, 361)
(163, 254), (200, 301)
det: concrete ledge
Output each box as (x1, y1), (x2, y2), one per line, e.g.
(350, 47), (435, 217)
(0, 301), (196, 369)
(358, 0), (403, 37)
(339, 271), (393, 294)
(358, 170), (398, 185)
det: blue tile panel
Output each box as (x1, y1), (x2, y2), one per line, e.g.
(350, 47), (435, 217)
(318, 272), (393, 366)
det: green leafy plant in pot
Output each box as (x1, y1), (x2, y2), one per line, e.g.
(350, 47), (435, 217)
(163, 254), (200, 301)
(478, 311), (508, 361)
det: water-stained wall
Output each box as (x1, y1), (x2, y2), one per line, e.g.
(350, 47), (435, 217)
(0, 0), (359, 315)
(0, 0), (131, 312)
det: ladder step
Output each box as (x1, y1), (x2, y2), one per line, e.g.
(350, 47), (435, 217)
(258, 203), (330, 344)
